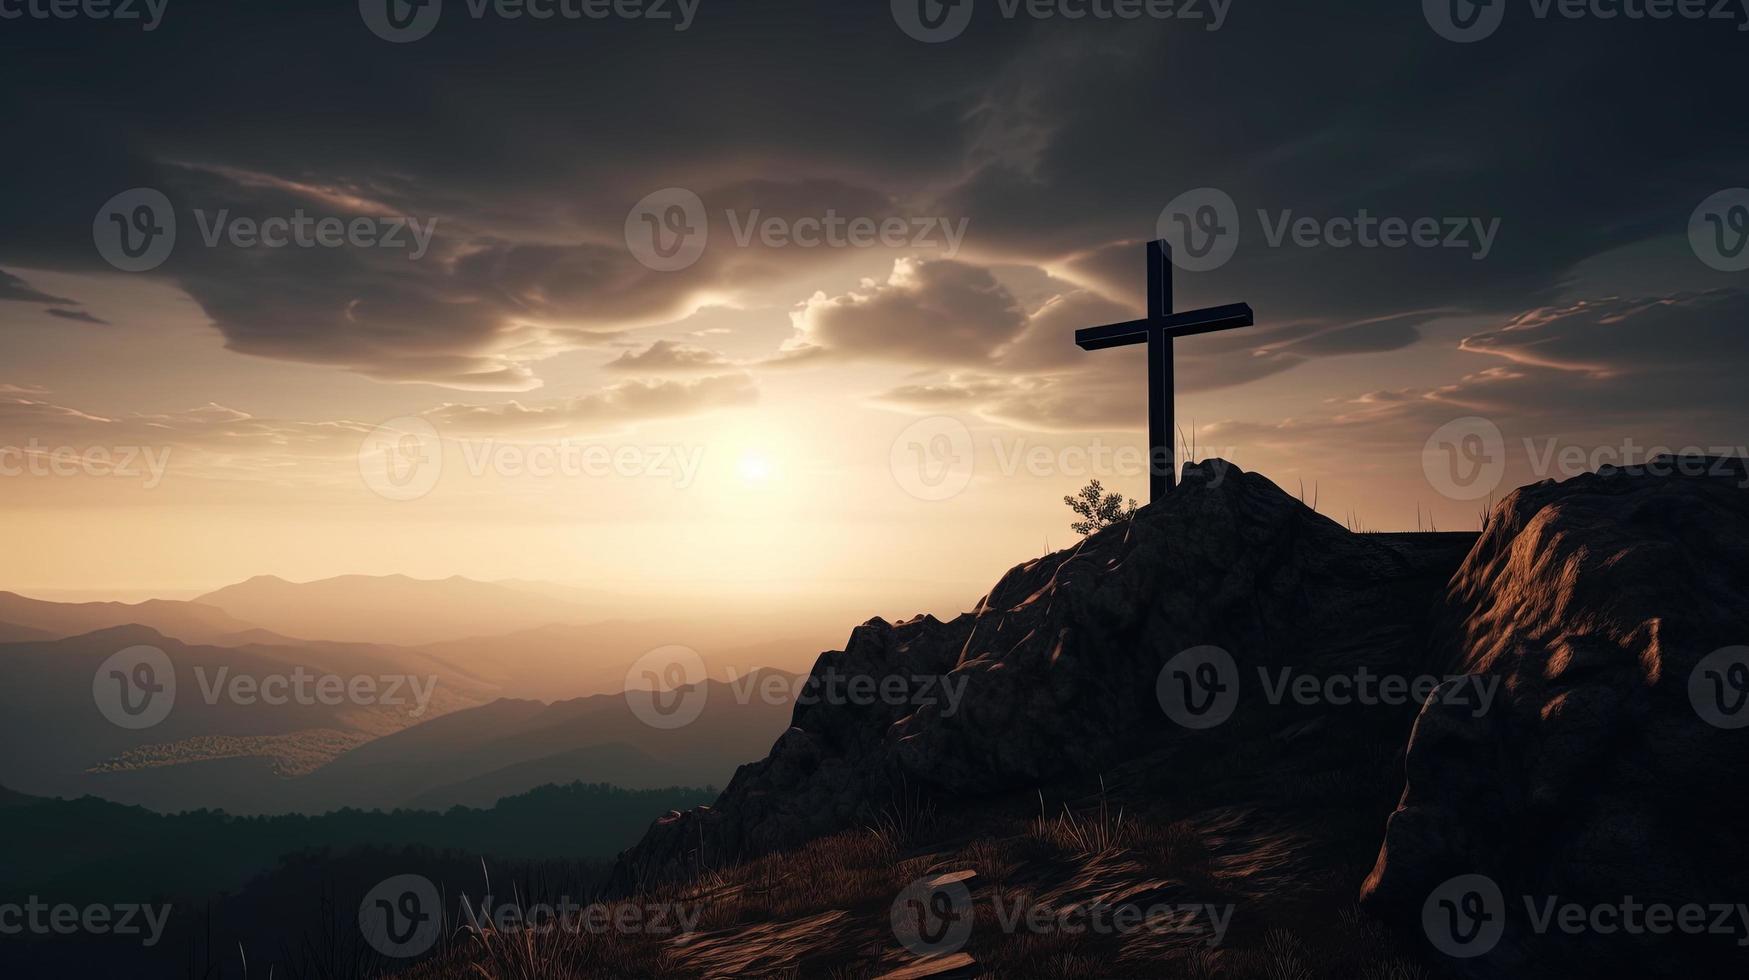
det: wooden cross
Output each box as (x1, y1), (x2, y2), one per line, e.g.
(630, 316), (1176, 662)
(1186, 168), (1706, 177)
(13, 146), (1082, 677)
(1076, 240), (1255, 503)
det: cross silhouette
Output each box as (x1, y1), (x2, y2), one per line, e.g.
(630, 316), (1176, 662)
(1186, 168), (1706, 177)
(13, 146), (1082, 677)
(1076, 240), (1255, 503)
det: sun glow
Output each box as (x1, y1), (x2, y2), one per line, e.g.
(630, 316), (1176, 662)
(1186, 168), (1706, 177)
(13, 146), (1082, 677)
(735, 452), (775, 485)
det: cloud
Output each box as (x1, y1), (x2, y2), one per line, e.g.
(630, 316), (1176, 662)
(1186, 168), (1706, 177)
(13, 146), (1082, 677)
(0, 270), (75, 306)
(1200, 290), (1749, 457)
(604, 340), (732, 373)
(822, 255), (1444, 429)
(0, 2), (1740, 398)
(791, 258), (1028, 364)
(420, 374), (758, 434)
(1458, 290), (1749, 378)
(43, 308), (109, 325)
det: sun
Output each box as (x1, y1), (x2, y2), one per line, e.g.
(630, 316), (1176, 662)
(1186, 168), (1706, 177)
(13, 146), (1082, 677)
(735, 452), (775, 485)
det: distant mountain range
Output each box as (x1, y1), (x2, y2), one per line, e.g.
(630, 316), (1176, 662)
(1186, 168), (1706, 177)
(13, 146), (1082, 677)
(0, 575), (815, 817)
(191, 574), (625, 646)
(0, 590), (261, 644)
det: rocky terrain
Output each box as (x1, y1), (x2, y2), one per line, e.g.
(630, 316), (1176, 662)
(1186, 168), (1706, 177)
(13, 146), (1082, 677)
(615, 459), (1473, 887)
(582, 457), (1747, 978)
(1363, 458), (1749, 976)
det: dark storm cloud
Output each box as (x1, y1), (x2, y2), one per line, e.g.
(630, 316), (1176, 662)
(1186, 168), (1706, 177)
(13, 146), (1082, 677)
(0, 0), (1741, 390)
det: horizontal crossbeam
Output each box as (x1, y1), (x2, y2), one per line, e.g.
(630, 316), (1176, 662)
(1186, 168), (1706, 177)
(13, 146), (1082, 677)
(1073, 302), (1255, 351)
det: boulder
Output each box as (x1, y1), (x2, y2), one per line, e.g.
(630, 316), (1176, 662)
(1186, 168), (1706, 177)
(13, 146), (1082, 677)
(1363, 458), (1749, 975)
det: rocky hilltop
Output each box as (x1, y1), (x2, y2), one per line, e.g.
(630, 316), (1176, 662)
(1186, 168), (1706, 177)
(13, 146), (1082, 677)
(616, 460), (1474, 883)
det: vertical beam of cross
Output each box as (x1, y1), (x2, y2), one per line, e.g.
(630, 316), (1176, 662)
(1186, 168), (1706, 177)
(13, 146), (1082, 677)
(1074, 240), (1256, 504)
(1147, 241), (1174, 503)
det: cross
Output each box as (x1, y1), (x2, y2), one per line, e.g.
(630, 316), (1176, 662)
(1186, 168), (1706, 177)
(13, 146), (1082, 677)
(1076, 240), (1255, 503)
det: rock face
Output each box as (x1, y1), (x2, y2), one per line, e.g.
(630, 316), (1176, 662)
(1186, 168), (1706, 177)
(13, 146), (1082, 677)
(615, 460), (1469, 887)
(1362, 459), (1749, 975)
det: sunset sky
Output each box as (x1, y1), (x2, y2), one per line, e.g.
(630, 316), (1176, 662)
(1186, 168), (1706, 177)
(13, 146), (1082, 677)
(2, 1), (1745, 614)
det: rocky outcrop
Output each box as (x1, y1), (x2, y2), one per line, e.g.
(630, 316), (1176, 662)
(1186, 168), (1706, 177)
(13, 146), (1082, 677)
(615, 460), (1470, 888)
(1363, 458), (1749, 975)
